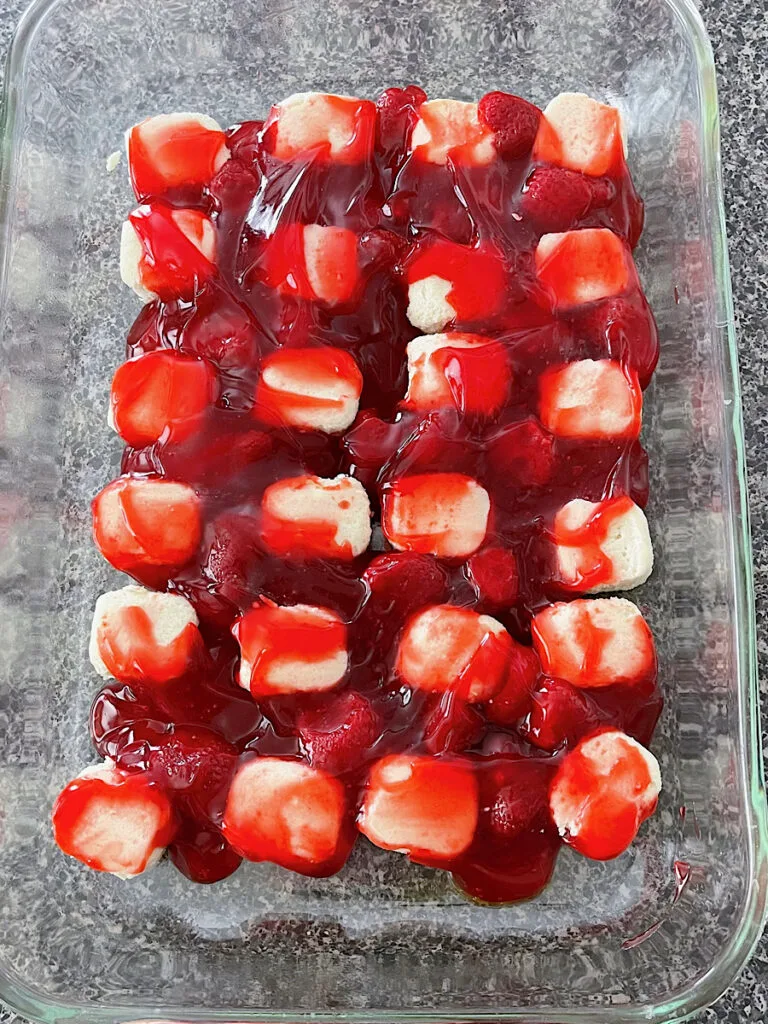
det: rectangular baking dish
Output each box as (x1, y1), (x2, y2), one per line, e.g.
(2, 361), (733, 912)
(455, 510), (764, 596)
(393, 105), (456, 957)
(0, 0), (764, 1021)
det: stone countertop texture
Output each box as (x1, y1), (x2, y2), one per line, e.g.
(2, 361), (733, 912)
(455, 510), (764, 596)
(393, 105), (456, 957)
(0, 0), (764, 1021)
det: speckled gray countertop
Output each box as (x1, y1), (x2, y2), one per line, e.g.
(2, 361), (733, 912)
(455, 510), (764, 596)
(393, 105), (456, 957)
(0, 0), (764, 1021)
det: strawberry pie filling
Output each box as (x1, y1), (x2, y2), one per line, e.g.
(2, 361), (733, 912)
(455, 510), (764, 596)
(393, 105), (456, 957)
(54, 88), (662, 901)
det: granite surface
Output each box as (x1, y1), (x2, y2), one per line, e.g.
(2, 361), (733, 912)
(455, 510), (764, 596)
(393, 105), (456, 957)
(0, 0), (764, 1021)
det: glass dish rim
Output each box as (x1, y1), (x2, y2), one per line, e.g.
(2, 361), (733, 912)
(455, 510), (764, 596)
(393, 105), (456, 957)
(0, 0), (765, 1021)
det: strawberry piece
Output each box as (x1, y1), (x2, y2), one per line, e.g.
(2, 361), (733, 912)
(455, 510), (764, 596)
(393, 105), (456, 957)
(362, 552), (449, 617)
(121, 202), (216, 302)
(52, 761), (176, 877)
(396, 604), (512, 702)
(466, 546), (519, 606)
(535, 228), (632, 309)
(115, 721), (238, 819)
(487, 760), (554, 840)
(260, 473), (371, 560)
(110, 350), (217, 448)
(451, 828), (560, 904)
(521, 166), (595, 232)
(404, 332), (510, 415)
(382, 410), (476, 478)
(254, 346), (363, 433)
(89, 585), (202, 684)
(590, 176), (617, 207)
(92, 475), (202, 576)
(179, 289), (264, 372)
(451, 755), (561, 904)
(421, 691), (484, 755)
(162, 425), (273, 488)
(484, 641), (541, 725)
(523, 676), (602, 752)
(534, 93), (625, 177)
(539, 359), (642, 440)
(222, 757), (349, 875)
(553, 438), (649, 508)
(410, 99), (494, 166)
(184, 512), (264, 629)
(532, 597), (656, 689)
(358, 226), (410, 269)
(125, 302), (162, 357)
(207, 158), (261, 225)
(127, 113), (229, 199)
(358, 754), (478, 863)
(376, 85), (427, 161)
(571, 296), (659, 388)
(549, 728), (661, 859)
(226, 119), (264, 164)
(138, 725), (237, 818)
(382, 472), (490, 559)
(232, 599), (348, 698)
(298, 690), (379, 776)
(204, 512), (263, 589)
(342, 412), (413, 480)
(478, 91), (542, 160)
(168, 824), (243, 883)
(629, 440), (650, 508)
(264, 92), (376, 164)
(486, 418), (555, 488)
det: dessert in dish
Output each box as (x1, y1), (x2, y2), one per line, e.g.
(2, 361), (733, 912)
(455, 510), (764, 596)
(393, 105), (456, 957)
(52, 89), (662, 902)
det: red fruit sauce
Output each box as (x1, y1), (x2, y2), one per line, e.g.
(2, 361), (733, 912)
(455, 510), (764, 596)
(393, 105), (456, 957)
(91, 87), (661, 901)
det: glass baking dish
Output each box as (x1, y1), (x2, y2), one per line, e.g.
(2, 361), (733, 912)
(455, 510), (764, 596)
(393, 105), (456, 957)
(0, 0), (764, 1020)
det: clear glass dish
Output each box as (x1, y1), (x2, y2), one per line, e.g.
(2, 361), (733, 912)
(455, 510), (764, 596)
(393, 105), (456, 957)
(0, 0), (764, 1021)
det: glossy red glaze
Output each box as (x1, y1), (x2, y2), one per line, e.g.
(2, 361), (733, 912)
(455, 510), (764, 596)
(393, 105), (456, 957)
(523, 676), (603, 752)
(84, 87), (660, 900)
(168, 821), (243, 883)
(451, 756), (559, 904)
(484, 642), (541, 726)
(420, 692), (485, 755)
(466, 546), (519, 606)
(298, 690), (380, 775)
